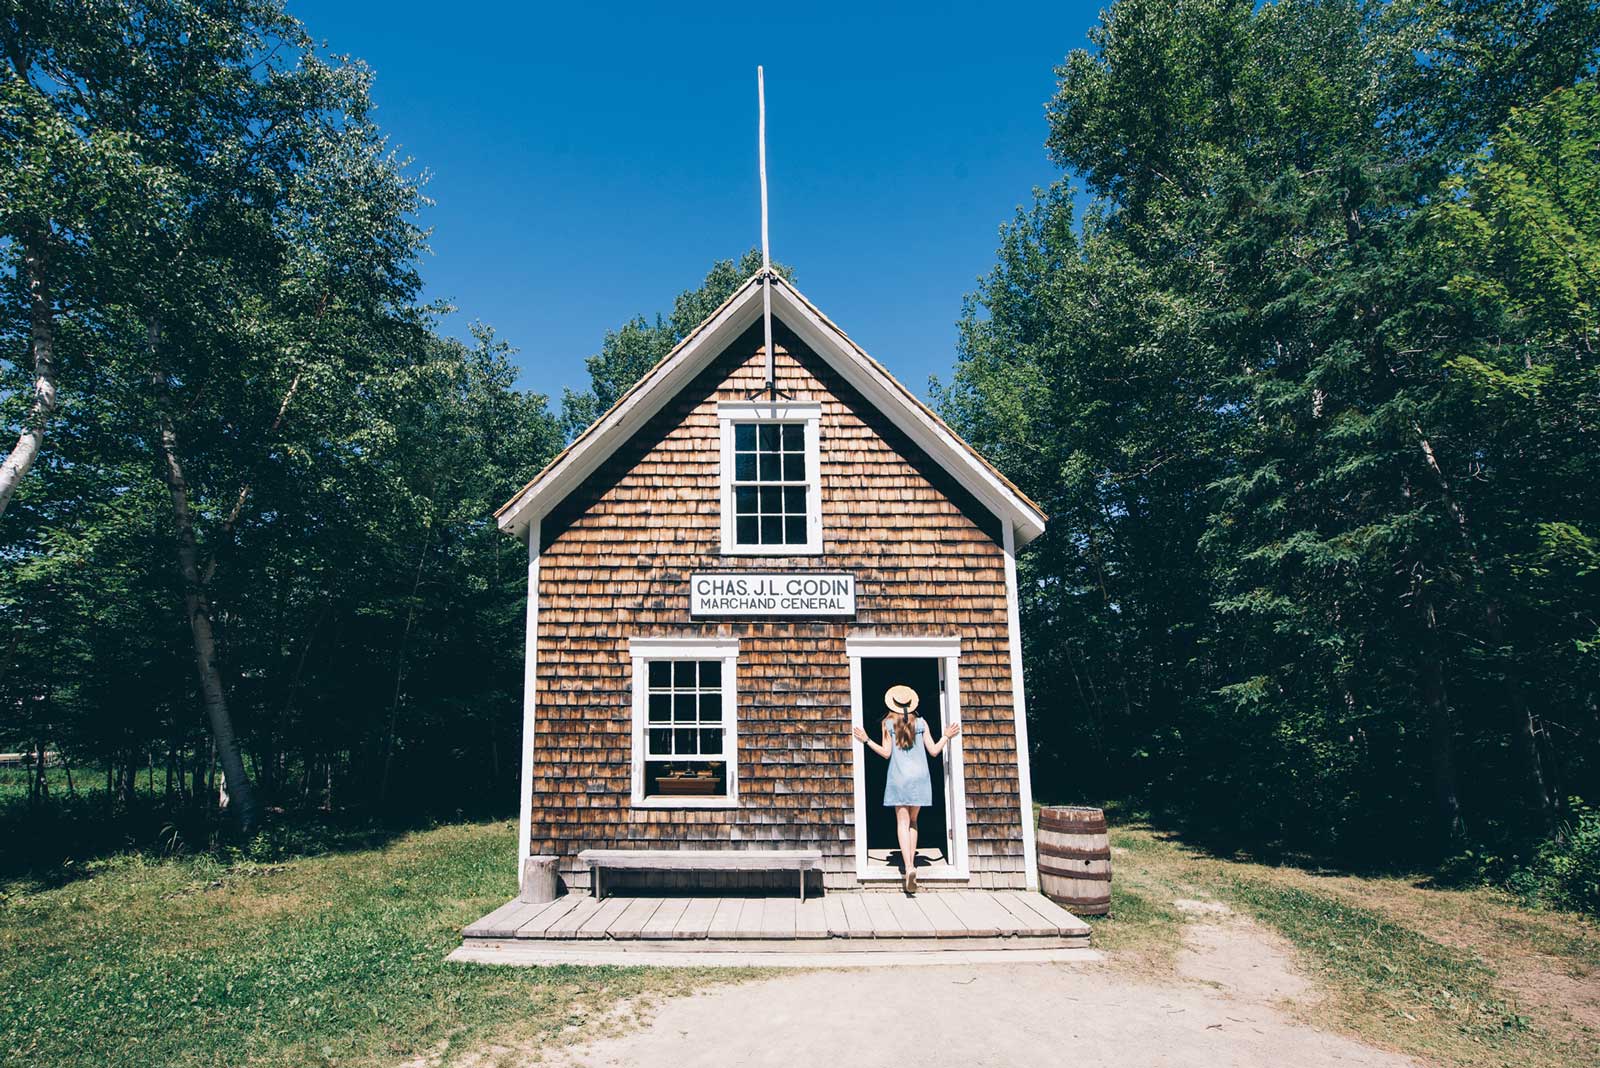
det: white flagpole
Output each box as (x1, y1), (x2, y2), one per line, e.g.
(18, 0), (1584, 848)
(758, 65), (774, 395)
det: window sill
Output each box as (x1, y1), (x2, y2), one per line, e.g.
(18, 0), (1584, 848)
(632, 795), (740, 809)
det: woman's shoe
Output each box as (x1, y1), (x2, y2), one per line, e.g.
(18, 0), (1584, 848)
(905, 870), (918, 895)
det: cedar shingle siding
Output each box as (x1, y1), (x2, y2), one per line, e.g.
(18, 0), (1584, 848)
(532, 323), (1026, 889)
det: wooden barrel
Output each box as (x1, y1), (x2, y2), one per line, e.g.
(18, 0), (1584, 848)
(1037, 805), (1111, 915)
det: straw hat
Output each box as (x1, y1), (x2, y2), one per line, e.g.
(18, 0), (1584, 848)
(884, 684), (920, 715)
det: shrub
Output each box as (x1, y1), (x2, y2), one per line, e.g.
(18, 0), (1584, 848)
(1525, 800), (1600, 916)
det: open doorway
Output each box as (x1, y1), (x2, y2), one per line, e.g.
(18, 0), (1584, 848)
(858, 656), (950, 870)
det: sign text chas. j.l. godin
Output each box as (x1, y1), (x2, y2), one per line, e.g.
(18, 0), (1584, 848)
(690, 573), (855, 617)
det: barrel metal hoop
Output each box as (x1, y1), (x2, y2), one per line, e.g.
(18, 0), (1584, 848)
(1037, 845), (1112, 861)
(1038, 863), (1114, 882)
(1037, 814), (1107, 835)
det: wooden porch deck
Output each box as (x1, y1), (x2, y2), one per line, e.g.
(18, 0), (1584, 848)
(457, 889), (1092, 966)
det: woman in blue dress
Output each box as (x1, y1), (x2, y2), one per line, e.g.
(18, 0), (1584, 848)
(852, 683), (960, 894)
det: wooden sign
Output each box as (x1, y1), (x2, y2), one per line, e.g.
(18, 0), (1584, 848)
(690, 572), (855, 617)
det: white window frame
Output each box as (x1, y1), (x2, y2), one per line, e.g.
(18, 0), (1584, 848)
(717, 400), (823, 555)
(628, 637), (741, 809)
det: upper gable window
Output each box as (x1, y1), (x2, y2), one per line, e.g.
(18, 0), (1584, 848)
(717, 401), (822, 555)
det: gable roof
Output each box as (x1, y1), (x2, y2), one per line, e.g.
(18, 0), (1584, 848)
(495, 272), (1047, 546)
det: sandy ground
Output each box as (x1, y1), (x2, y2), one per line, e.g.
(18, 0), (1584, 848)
(511, 909), (1418, 1068)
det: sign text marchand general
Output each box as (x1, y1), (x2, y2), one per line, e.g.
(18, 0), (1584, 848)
(690, 572), (855, 617)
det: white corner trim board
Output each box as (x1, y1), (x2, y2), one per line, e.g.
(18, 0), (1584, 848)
(516, 519), (541, 887)
(1002, 523), (1039, 890)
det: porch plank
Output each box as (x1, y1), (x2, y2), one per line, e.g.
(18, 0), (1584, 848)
(608, 896), (665, 941)
(883, 892), (938, 936)
(517, 895), (584, 937)
(731, 897), (768, 939)
(997, 891), (1073, 935)
(795, 895), (829, 939)
(953, 891), (1020, 935)
(838, 893), (875, 938)
(707, 897), (745, 939)
(942, 892), (1002, 936)
(860, 892), (905, 937)
(461, 899), (525, 938)
(540, 896), (605, 939)
(760, 896), (797, 938)
(991, 892), (1057, 937)
(574, 894), (633, 938)
(822, 894), (853, 937)
(1014, 892), (1093, 936)
(671, 896), (721, 939)
(913, 893), (969, 937)
(475, 899), (558, 938)
(640, 897), (691, 939)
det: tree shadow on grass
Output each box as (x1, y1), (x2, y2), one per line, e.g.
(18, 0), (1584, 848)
(1043, 796), (1444, 887)
(0, 792), (514, 890)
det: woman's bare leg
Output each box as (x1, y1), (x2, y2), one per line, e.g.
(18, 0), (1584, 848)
(896, 805), (919, 882)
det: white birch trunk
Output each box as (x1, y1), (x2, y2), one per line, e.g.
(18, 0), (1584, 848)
(150, 321), (260, 833)
(0, 238), (58, 518)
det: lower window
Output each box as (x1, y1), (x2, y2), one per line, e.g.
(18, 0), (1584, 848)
(629, 639), (739, 806)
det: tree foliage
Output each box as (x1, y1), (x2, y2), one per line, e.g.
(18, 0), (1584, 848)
(558, 250), (784, 437)
(0, 1), (562, 848)
(0, 0), (777, 860)
(939, 0), (1600, 865)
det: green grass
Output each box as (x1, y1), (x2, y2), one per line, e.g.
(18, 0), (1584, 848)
(0, 820), (727, 1068)
(0, 765), (82, 801)
(1221, 877), (1532, 1044)
(1099, 823), (1595, 1068)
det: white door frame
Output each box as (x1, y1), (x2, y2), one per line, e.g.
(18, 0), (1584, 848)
(846, 634), (969, 882)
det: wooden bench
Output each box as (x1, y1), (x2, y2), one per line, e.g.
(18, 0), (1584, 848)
(577, 848), (824, 901)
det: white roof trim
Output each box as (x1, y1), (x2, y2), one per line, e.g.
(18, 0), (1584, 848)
(495, 273), (1047, 546)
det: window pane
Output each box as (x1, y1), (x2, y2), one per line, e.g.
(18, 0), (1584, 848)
(647, 728), (672, 756)
(675, 728), (699, 755)
(673, 692), (696, 721)
(699, 660), (721, 690)
(647, 661), (670, 688)
(783, 486), (806, 515)
(736, 516), (758, 544)
(673, 660), (695, 687)
(699, 728), (723, 755)
(735, 486), (758, 515)
(648, 693), (671, 721)
(781, 423), (803, 450)
(759, 486), (782, 513)
(782, 451), (806, 480)
(784, 516), (806, 544)
(699, 690), (722, 722)
(758, 424), (779, 451)
(760, 515), (782, 543)
(758, 452), (781, 480)
(735, 452), (756, 481)
(735, 423), (755, 450)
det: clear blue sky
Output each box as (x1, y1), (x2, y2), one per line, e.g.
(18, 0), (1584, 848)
(297, 3), (1102, 401)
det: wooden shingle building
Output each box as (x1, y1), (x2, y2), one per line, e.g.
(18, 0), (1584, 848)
(495, 271), (1048, 897)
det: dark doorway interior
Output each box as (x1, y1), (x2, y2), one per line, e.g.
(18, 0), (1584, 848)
(859, 656), (948, 863)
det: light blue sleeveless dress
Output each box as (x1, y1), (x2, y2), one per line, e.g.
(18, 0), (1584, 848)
(884, 717), (932, 807)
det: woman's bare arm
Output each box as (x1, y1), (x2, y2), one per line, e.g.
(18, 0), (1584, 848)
(925, 722), (960, 756)
(852, 721), (891, 759)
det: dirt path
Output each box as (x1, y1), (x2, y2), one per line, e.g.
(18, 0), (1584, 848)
(523, 912), (1416, 1068)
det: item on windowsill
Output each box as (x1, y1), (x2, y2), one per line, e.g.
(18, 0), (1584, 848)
(655, 768), (722, 795)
